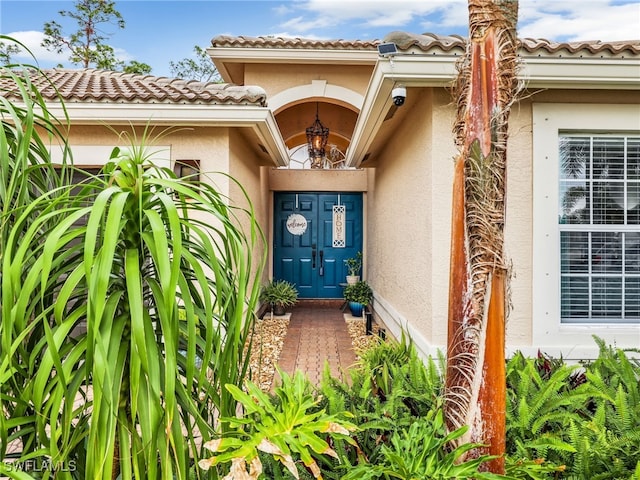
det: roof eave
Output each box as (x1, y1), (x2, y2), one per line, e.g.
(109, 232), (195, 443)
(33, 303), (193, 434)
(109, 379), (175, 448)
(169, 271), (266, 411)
(208, 47), (378, 84)
(40, 103), (290, 167)
(346, 53), (640, 167)
(520, 56), (640, 89)
(345, 55), (458, 168)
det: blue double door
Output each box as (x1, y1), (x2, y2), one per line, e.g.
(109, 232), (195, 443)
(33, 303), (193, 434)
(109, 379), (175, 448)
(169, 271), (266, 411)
(274, 192), (363, 298)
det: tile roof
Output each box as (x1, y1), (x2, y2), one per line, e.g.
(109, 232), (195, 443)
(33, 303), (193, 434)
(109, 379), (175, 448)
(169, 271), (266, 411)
(211, 34), (380, 51)
(212, 32), (640, 57)
(0, 68), (267, 106)
(383, 31), (640, 57)
(518, 38), (640, 55)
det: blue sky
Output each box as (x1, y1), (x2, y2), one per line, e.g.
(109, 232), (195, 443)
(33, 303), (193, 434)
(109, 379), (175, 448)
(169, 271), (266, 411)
(1, 0), (639, 78)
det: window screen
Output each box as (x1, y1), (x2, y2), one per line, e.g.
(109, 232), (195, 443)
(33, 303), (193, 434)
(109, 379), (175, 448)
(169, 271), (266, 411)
(559, 135), (640, 323)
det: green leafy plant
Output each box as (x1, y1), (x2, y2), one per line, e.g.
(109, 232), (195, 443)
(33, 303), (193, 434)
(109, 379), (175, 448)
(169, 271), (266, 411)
(319, 333), (445, 473)
(345, 251), (362, 276)
(563, 337), (640, 479)
(343, 280), (372, 306)
(505, 351), (592, 462)
(198, 369), (357, 479)
(506, 337), (640, 479)
(504, 457), (567, 480)
(260, 279), (299, 314)
(1, 59), (266, 478)
(341, 407), (504, 480)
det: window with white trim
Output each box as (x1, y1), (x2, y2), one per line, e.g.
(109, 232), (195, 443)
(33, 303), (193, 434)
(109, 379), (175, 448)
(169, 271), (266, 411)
(532, 103), (640, 350)
(559, 135), (640, 324)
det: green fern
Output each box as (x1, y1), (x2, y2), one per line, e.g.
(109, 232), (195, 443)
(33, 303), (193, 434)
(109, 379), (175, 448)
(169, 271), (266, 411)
(566, 337), (640, 479)
(341, 408), (504, 480)
(506, 351), (594, 462)
(508, 337), (640, 479)
(318, 333), (445, 470)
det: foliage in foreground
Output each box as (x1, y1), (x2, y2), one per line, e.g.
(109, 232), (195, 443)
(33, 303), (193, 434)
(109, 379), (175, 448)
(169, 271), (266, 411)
(204, 333), (639, 480)
(199, 370), (357, 479)
(1, 62), (265, 479)
(506, 337), (640, 479)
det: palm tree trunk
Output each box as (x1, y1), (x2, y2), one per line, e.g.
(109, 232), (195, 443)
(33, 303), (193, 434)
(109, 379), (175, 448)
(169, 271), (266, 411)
(444, 0), (518, 473)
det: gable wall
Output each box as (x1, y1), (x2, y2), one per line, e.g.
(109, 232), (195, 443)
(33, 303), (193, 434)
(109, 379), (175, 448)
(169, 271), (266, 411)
(63, 125), (230, 175)
(243, 64), (373, 100)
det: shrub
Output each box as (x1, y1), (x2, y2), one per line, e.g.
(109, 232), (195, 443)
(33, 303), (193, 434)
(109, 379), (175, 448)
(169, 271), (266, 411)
(506, 337), (640, 478)
(260, 279), (299, 309)
(198, 370), (357, 479)
(0, 56), (265, 478)
(343, 280), (373, 306)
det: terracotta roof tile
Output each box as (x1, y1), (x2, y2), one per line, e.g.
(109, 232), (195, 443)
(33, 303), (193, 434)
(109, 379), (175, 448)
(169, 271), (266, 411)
(211, 32), (639, 57)
(382, 31), (467, 52)
(518, 38), (640, 55)
(382, 30), (640, 57)
(211, 34), (379, 50)
(0, 68), (268, 106)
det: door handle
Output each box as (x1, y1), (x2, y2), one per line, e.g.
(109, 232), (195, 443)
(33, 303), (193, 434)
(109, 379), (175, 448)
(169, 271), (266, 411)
(311, 244), (316, 269)
(319, 250), (324, 276)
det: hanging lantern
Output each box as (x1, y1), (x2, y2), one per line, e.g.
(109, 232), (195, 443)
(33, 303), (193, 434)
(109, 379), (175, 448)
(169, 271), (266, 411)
(306, 103), (329, 168)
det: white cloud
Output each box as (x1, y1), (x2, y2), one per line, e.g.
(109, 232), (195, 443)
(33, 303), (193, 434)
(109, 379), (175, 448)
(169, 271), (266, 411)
(272, 4), (294, 16)
(5, 30), (67, 65)
(112, 46), (133, 63)
(282, 0), (640, 41)
(284, 0), (465, 32)
(280, 15), (334, 32)
(518, 1), (640, 41)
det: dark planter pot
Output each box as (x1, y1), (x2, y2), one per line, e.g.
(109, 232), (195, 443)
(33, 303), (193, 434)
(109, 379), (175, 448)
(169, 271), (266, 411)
(272, 304), (286, 316)
(349, 301), (364, 317)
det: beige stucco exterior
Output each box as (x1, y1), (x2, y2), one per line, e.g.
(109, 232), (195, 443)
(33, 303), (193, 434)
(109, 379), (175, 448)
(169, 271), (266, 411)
(243, 64), (373, 102)
(29, 33), (639, 360)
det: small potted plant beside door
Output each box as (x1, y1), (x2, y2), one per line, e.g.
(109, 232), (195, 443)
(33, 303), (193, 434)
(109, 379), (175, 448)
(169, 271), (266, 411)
(260, 279), (299, 316)
(345, 251), (362, 285)
(343, 280), (373, 317)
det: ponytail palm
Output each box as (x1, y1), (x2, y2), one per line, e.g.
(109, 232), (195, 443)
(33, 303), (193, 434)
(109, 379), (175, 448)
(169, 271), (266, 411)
(1, 68), (265, 478)
(1, 61), (76, 470)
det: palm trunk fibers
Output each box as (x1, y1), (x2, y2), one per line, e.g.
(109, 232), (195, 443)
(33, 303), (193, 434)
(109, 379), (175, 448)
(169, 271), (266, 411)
(445, 0), (518, 473)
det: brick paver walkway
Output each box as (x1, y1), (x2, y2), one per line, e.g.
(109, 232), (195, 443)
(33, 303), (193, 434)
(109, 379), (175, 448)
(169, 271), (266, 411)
(275, 300), (358, 385)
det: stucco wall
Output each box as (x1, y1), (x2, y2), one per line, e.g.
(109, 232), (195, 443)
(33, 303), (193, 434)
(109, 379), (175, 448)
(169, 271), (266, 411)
(367, 87), (539, 353)
(243, 64), (373, 99)
(229, 129), (270, 284)
(503, 100), (535, 347)
(367, 88), (439, 351)
(370, 87), (639, 356)
(428, 91), (459, 347)
(64, 125), (230, 181)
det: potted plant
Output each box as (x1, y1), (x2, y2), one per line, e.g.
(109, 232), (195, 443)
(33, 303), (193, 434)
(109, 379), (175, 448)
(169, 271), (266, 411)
(260, 279), (299, 316)
(343, 280), (373, 317)
(345, 251), (363, 285)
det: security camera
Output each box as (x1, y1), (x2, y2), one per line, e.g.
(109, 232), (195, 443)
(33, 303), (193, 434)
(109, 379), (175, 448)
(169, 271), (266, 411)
(392, 86), (406, 106)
